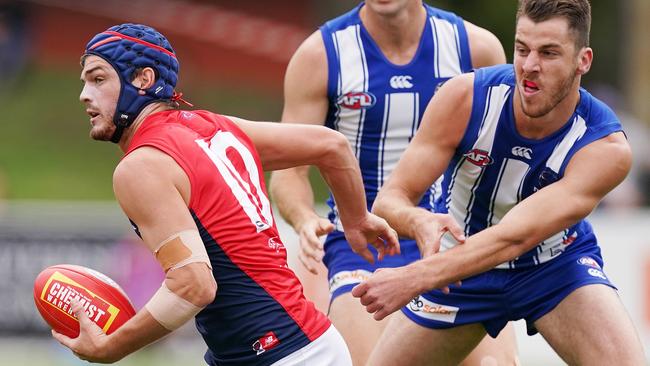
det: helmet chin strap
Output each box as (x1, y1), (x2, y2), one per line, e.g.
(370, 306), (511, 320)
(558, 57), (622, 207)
(110, 110), (133, 144)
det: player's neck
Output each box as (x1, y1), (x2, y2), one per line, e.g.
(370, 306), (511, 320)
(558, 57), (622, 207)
(514, 83), (582, 140)
(360, 3), (426, 65)
(118, 103), (172, 152)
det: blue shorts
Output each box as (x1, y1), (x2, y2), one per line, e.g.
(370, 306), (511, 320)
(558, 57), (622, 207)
(402, 243), (616, 337)
(323, 230), (422, 302)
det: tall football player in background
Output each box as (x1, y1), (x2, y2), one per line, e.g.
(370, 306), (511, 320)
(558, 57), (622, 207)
(270, 0), (517, 364)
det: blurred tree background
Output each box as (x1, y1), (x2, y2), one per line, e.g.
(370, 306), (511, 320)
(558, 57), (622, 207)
(0, 0), (646, 202)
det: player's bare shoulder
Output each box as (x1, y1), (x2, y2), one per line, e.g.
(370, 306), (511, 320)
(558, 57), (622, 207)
(289, 30), (327, 72)
(284, 30), (328, 97)
(463, 20), (506, 68)
(113, 147), (189, 203)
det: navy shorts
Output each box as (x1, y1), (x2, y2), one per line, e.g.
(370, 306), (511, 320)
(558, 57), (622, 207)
(401, 243), (616, 337)
(323, 230), (422, 302)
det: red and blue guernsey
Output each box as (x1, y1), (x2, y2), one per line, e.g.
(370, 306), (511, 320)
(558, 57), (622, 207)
(125, 110), (330, 365)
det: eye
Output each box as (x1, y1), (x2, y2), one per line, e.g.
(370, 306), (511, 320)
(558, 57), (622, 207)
(94, 76), (104, 84)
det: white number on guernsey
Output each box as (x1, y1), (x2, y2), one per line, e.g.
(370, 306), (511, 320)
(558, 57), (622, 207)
(196, 133), (273, 232)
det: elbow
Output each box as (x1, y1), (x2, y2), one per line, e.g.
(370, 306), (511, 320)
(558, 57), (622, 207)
(168, 264), (217, 307)
(321, 131), (352, 165)
(193, 277), (217, 307)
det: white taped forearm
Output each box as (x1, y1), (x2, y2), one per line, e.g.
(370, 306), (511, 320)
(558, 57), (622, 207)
(145, 282), (203, 331)
(153, 230), (211, 272)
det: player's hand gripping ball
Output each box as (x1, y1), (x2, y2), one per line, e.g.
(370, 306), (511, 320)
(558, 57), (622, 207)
(33, 264), (136, 338)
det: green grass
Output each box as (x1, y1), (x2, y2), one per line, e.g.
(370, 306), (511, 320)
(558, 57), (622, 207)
(0, 67), (330, 201)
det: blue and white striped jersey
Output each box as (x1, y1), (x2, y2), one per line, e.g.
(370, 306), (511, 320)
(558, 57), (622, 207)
(321, 3), (472, 230)
(436, 64), (623, 269)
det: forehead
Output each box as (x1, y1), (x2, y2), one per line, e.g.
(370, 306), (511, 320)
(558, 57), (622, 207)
(516, 16), (574, 48)
(80, 55), (114, 77)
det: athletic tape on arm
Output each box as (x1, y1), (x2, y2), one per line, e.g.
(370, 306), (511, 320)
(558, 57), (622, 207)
(145, 282), (203, 330)
(153, 230), (211, 272)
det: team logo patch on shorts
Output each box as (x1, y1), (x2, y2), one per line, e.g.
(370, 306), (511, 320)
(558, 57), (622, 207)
(587, 268), (607, 280)
(577, 256), (601, 269)
(406, 295), (459, 323)
(328, 270), (372, 294)
(252, 331), (280, 355)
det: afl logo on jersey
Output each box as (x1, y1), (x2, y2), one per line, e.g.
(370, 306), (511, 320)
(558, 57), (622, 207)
(337, 91), (376, 110)
(463, 149), (493, 167)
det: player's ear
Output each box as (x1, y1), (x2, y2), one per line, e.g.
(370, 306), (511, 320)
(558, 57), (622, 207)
(576, 47), (592, 76)
(131, 67), (157, 90)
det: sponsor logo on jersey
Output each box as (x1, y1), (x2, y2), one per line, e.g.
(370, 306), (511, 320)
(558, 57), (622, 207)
(389, 75), (413, 89)
(587, 268), (607, 280)
(337, 92), (376, 110)
(463, 149), (493, 167)
(40, 271), (120, 332)
(578, 256), (601, 269)
(252, 331), (280, 355)
(267, 236), (285, 253)
(511, 146), (532, 159)
(407, 295), (459, 323)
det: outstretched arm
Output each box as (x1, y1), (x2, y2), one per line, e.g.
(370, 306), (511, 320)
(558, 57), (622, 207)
(53, 147), (216, 363)
(356, 132), (631, 320)
(233, 116), (399, 264)
(268, 31), (332, 273)
(413, 132), (631, 287)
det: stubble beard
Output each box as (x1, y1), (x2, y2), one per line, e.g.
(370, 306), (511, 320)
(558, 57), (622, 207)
(89, 120), (116, 142)
(519, 70), (577, 119)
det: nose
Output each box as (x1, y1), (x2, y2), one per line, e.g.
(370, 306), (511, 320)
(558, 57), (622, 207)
(79, 83), (91, 104)
(522, 51), (540, 74)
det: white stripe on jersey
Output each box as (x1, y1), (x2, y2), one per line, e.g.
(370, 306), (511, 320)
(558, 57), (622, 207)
(442, 85), (511, 249)
(430, 16), (462, 78)
(494, 115), (589, 268)
(546, 115), (587, 172)
(378, 93), (419, 187)
(488, 158), (530, 226)
(332, 25), (369, 158)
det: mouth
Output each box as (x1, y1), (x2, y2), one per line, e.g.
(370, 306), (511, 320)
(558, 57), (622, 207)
(522, 80), (540, 95)
(86, 110), (100, 124)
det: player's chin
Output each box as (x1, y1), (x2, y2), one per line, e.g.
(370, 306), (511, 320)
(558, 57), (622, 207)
(89, 125), (115, 141)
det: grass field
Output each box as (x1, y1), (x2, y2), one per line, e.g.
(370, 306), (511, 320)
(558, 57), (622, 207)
(0, 67), (336, 202)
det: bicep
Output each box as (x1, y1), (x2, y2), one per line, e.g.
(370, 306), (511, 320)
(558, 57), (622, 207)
(229, 117), (348, 171)
(113, 149), (197, 247)
(498, 132), (631, 246)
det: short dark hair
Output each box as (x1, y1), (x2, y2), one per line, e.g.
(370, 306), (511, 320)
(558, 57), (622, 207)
(516, 0), (591, 49)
